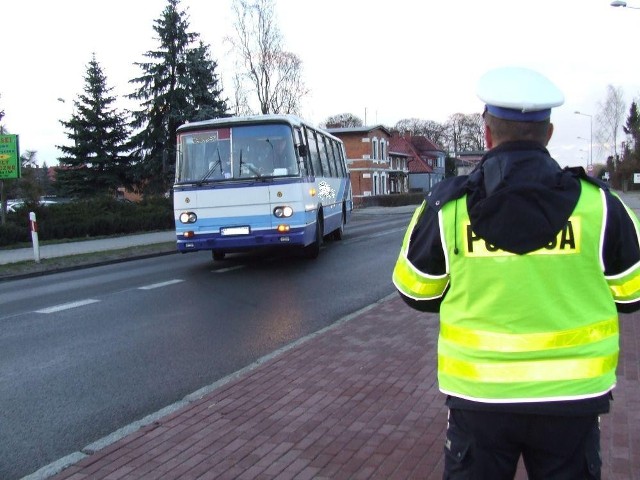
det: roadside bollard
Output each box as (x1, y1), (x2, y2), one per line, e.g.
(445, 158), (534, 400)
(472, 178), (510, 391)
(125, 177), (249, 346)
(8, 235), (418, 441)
(29, 211), (40, 263)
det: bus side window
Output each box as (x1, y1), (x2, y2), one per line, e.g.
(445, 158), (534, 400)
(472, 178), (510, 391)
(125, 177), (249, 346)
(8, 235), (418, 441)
(337, 143), (347, 177)
(305, 127), (323, 177)
(318, 135), (333, 177)
(295, 128), (310, 175)
(335, 141), (345, 177)
(328, 140), (341, 177)
(320, 136), (335, 177)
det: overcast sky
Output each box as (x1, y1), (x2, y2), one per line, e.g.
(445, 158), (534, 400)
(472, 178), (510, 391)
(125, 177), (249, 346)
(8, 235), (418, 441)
(2, 0), (639, 169)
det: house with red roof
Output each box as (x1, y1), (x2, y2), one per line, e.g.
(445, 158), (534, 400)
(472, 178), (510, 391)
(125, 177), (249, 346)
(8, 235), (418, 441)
(328, 126), (448, 203)
(389, 133), (446, 192)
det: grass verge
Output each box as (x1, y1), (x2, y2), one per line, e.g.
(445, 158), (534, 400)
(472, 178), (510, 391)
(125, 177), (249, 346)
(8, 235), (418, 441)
(0, 242), (176, 280)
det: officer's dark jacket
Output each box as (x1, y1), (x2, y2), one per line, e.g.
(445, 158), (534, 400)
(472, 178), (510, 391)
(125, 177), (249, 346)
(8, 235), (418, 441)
(398, 140), (640, 414)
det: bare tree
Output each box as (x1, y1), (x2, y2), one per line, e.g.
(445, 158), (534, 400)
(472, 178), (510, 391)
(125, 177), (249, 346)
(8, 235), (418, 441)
(227, 0), (308, 115)
(461, 113), (485, 152)
(321, 113), (363, 128)
(231, 73), (252, 116)
(443, 113), (485, 156)
(445, 113), (467, 157)
(267, 50), (307, 114)
(395, 118), (447, 147)
(596, 85), (626, 161)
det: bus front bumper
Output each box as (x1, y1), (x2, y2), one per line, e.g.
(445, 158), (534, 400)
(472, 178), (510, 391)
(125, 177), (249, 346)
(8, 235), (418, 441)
(176, 228), (311, 253)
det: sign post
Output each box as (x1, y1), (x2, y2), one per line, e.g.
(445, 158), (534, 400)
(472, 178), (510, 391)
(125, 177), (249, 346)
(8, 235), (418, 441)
(0, 134), (19, 226)
(0, 134), (20, 180)
(29, 211), (40, 263)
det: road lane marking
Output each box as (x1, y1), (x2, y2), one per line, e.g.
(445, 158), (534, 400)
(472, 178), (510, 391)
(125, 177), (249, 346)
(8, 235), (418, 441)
(212, 266), (245, 273)
(343, 226), (405, 244)
(138, 279), (184, 290)
(36, 299), (100, 314)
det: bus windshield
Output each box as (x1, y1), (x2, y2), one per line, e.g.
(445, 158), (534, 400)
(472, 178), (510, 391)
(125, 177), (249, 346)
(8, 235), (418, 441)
(176, 123), (299, 184)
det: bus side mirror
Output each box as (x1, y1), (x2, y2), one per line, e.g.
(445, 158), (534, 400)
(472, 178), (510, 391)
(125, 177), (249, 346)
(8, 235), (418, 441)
(297, 145), (308, 157)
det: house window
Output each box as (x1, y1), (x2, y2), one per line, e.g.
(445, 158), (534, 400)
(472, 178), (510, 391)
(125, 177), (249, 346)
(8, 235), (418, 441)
(372, 138), (379, 160)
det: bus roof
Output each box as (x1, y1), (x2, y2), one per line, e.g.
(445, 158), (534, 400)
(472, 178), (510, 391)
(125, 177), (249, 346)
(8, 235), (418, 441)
(176, 114), (341, 142)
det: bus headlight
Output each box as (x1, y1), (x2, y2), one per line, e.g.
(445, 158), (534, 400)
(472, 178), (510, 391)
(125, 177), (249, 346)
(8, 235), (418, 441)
(179, 212), (197, 224)
(273, 206), (293, 218)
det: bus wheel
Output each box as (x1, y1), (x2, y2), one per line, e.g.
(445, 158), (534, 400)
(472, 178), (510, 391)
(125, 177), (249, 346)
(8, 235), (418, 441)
(332, 209), (345, 241)
(303, 215), (323, 259)
(212, 250), (225, 261)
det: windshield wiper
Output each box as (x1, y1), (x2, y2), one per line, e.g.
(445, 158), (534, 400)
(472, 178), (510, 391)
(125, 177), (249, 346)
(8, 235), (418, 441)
(196, 147), (223, 185)
(238, 148), (262, 178)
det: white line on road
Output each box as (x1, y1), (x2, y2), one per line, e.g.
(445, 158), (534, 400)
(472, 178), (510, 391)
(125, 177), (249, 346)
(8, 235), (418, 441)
(36, 299), (101, 314)
(343, 226), (406, 244)
(138, 279), (185, 290)
(212, 266), (245, 273)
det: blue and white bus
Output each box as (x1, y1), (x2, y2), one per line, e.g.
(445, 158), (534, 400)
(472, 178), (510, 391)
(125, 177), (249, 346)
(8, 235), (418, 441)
(173, 114), (353, 260)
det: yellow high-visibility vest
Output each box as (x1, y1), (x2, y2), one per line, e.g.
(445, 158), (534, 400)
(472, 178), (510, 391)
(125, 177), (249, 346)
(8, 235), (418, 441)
(395, 181), (634, 403)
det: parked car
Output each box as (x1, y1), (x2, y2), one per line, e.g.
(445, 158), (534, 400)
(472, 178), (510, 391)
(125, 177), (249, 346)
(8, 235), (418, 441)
(7, 200), (24, 213)
(6, 199), (58, 213)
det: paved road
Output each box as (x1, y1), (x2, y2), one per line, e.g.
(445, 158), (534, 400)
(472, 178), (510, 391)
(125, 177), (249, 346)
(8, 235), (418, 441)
(3, 206), (416, 480)
(6, 196), (640, 479)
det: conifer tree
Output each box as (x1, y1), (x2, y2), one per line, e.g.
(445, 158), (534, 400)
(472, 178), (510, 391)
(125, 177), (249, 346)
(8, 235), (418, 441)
(623, 101), (640, 154)
(128, 0), (228, 194)
(56, 54), (131, 198)
(185, 41), (228, 122)
(612, 102), (640, 190)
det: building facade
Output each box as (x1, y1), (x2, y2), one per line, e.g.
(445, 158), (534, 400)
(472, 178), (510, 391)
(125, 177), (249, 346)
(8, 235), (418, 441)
(389, 133), (447, 192)
(328, 125), (395, 203)
(328, 126), (448, 202)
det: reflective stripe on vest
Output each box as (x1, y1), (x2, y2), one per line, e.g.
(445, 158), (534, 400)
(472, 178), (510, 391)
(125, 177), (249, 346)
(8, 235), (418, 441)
(392, 201), (450, 300)
(438, 181), (619, 402)
(440, 317), (618, 353)
(607, 264), (640, 303)
(607, 192), (640, 304)
(438, 352), (618, 383)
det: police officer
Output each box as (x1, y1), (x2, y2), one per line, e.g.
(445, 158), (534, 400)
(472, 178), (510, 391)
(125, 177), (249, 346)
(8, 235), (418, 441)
(393, 66), (640, 479)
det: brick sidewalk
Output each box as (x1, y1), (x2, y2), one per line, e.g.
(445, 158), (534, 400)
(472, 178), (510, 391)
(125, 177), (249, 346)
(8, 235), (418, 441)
(46, 296), (639, 480)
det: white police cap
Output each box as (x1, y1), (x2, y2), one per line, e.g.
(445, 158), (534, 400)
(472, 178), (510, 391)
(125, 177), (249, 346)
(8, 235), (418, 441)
(477, 66), (564, 122)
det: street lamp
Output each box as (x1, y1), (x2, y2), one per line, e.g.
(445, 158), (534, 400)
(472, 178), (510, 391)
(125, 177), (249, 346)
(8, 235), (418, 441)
(574, 111), (593, 167)
(611, 1), (640, 8)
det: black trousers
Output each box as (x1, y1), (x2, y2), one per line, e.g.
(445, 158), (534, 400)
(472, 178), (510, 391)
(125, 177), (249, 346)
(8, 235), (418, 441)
(443, 408), (602, 480)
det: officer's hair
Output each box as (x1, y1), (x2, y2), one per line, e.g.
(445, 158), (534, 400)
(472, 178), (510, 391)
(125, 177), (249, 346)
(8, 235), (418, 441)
(483, 111), (551, 145)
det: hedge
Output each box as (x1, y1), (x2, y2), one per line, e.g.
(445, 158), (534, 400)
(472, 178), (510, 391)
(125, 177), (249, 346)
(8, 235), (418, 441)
(354, 192), (426, 208)
(0, 196), (173, 247)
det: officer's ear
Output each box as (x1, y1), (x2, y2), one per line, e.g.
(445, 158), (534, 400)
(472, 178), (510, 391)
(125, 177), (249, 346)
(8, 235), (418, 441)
(545, 123), (554, 146)
(484, 124), (494, 149)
